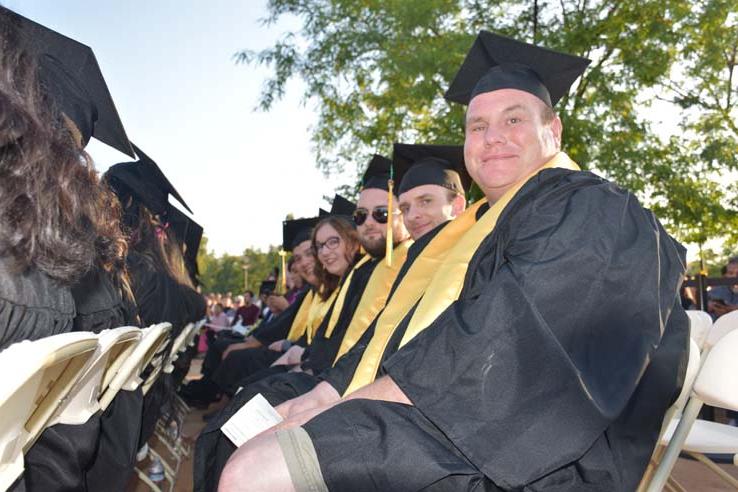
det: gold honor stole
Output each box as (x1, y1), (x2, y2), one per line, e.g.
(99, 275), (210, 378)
(331, 240), (413, 361)
(305, 286), (340, 345)
(344, 152), (580, 394)
(286, 290), (315, 342)
(324, 254), (373, 339)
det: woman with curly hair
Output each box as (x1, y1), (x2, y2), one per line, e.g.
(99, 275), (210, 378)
(0, 6), (141, 492)
(0, 9), (132, 345)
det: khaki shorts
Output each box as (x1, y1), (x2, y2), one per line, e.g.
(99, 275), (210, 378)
(275, 427), (329, 492)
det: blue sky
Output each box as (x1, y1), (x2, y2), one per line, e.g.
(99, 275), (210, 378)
(10, 0), (350, 255)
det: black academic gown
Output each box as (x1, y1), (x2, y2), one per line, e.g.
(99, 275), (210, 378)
(22, 267), (141, 491)
(192, 258), (379, 492)
(127, 252), (206, 449)
(0, 256), (76, 491)
(302, 169), (689, 491)
(210, 290), (312, 394)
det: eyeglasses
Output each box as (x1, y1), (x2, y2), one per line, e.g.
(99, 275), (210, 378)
(315, 236), (341, 253)
(353, 206), (399, 226)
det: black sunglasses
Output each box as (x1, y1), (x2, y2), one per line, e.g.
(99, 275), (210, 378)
(352, 206), (390, 226)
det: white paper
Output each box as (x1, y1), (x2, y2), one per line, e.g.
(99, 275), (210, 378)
(221, 393), (283, 447)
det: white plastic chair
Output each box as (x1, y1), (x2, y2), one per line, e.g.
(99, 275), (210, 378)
(0, 332), (99, 490)
(99, 323), (171, 411)
(163, 323), (194, 374)
(704, 309), (738, 351)
(685, 310), (712, 350)
(647, 329), (738, 491)
(638, 337), (701, 491)
(49, 327), (142, 426)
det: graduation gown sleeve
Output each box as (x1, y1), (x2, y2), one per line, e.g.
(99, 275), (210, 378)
(252, 290), (308, 346)
(383, 178), (688, 489)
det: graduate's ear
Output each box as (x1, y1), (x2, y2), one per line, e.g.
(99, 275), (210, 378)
(550, 115), (563, 149)
(451, 193), (467, 217)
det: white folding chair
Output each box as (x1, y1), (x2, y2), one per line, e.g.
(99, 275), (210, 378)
(704, 309), (738, 352)
(647, 329), (738, 491)
(638, 337), (701, 491)
(0, 332), (98, 490)
(685, 310), (712, 350)
(99, 323), (171, 411)
(163, 323), (194, 374)
(49, 327), (142, 426)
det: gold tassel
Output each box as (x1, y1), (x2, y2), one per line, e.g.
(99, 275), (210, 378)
(386, 179), (394, 266)
(279, 249), (288, 293)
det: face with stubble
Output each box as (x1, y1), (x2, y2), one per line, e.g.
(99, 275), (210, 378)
(354, 188), (409, 257)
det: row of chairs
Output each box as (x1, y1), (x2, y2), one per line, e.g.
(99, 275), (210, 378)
(135, 321), (203, 492)
(640, 309), (738, 491)
(0, 320), (200, 491)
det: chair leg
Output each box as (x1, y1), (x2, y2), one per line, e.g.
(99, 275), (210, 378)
(686, 451), (738, 489)
(665, 475), (688, 492)
(134, 466), (163, 492)
(648, 397), (704, 492)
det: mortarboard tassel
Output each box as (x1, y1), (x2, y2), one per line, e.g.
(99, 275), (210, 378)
(385, 178), (394, 267)
(279, 249), (288, 293)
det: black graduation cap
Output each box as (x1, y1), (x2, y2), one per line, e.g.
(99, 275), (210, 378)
(361, 154), (393, 192)
(282, 216), (320, 252)
(329, 194), (356, 217)
(10, 8), (135, 156)
(105, 161), (170, 217)
(259, 280), (277, 295)
(392, 143), (472, 196)
(132, 144), (193, 214)
(444, 31), (591, 107)
(105, 143), (192, 217)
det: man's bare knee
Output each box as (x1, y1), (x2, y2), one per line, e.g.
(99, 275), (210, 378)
(219, 433), (295, 492)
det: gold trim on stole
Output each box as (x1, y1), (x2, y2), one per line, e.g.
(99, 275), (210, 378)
(344, 152), (580, 394)
(331, 240), (413, 360)
(324, 255), (373, 339)
(399, 152), (581, 347)
(305, 287), (340, 345)
(286, 290), (315, 342)
(343, 202), (485, 395)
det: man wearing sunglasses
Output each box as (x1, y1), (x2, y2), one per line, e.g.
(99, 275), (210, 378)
(252, 142), (471, 439)
(221, 32), (688, 492)
(193, 157), (415, 491)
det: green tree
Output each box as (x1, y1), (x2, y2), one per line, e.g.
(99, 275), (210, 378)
(239, 0), (737, 252)
(196, 236), (285, 294)
(243, 245), (284, 294)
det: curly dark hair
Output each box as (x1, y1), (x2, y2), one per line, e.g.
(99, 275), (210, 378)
(311, 216), (360, 300)
(0, 9), (128, 286)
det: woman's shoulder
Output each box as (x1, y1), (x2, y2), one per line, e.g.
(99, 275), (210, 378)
(0, 254), (74, 315)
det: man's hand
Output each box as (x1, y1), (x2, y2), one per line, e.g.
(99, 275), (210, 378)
(221, 336), (262, 360)
(275, 381), (340, 419)
(270, 345), (304, 367)
(268, 339), (286, 352)
(267, 294), (290, 314)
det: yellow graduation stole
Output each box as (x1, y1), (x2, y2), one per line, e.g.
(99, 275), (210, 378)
(305, 286), (340, 345)
(344, 152), (580, 394)
(286, 290), (315, 342)
(324, 255), (373, 339)
(331, 240), (413, 361)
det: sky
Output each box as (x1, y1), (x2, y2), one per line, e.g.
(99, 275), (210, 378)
(9, 0), (350, 255)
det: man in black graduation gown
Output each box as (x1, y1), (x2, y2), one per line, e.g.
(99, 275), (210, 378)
(179, 217), (322, 406)
(197, 147), (470, 490)
(220, 32), (689, 492)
